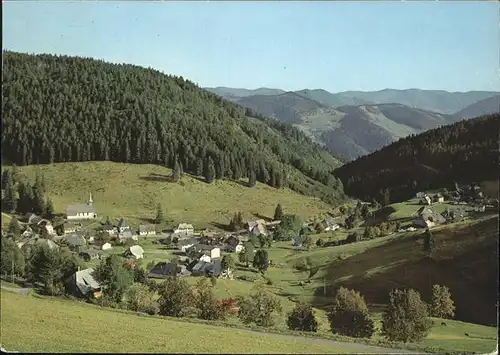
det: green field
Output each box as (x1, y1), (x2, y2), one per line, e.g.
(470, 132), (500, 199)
(10, 161), (331, 229)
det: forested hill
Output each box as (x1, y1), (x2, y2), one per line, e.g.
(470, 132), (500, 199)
(334, 113), (500, 203)
(2, 51), (344, 204)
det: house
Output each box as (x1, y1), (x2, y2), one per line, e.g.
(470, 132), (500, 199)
(247, 219), (266, 232)
(174, 223), (194, 235)
(473, 205), (486, 212)
(321, 217), (339, 231)
(139, 224), (156, 236)
(101, 242), (112, 250)
(65, 268), (101, 299)
(433, 193), (445, 203)
(101, 224), (116, 235)
(191, 260), (211, 276)
(119, 229), (138, 241)
(177, 237), (199, 252)
(64, 223), (77, 234)
(26, 213), (45, 226)
(117, 218), (130, 233)
(124, 245), (144, 259)
(225, 236), (244, 253)
(413, 210), (446, 228)
(207, 259), (222, 277)
(64, 234), (87, 249)
(423, 195), (432, 205)
(84, 229), (96, 243)
(66, 193), (97, 220)
(416, 192), (425, 198)
(148, 262), (191, 278)
(21, 226), (34, 238)
(186, 244), (221, 260)
(79, 250), (101, 262)
(442, 207), (466, 222)
(250, 223), (268, 237)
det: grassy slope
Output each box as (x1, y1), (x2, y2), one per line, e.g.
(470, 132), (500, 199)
(11, 161), (330, 229)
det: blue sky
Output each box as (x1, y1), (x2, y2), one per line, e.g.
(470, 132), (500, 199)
(3, 1), (499, 92)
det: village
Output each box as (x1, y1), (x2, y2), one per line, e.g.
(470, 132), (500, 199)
(3, 180), (496, 301)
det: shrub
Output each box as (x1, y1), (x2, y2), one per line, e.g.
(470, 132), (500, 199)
(124, 283), (159, 315)
(381, 288), (432, 342)
(195, 278), (227, 320)
(293, 258), (309, 271)
(287, 302), (318, 332)
(237, 286), (282, 327)
(157, 277), (193, 317)
(327, 287), (374, 338)
(316, 238), (324, 247)
(430, 284), (455, 319)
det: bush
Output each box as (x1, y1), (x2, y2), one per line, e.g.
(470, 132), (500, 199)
(316, 238), (324, 247)
(124, 283), (159, 315)
(327, 287), (374, 338)
(381, 288), (432, 342)
(157, 277), (193, 317)
(286, 302), (318, 332)
(195, 278), (228, 320)
(293, 258), (309, 271)
(430, 284), (455, 319)
(237, 286), (282, 327)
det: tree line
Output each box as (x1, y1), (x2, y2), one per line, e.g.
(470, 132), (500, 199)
(2, 51), (345, 204)
(335, 113), (500, 203)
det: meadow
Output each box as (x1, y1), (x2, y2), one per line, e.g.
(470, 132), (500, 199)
(9, 161), (331, 229)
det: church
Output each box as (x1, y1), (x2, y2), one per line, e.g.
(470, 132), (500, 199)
(65, 192), (98, 220)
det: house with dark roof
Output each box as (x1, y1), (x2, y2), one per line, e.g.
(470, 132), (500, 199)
(413, 209), (446, 228)
(64, 234), (88, 250)
(117, 218), (130, 233)
(186, 244), (221, 261)
(225, 236), (244, 253)
(177, 237), (199, 252)
(139, 224), (156, 236)
(101, 224), (116, 235)
(148, 262), (191, 278)
(119, 229), (138, 241)
(65, 268), (101, 299)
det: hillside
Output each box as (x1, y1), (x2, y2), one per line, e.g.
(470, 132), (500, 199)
(334, 113), (500, 202)
(204, 86), (285, 101)
(455, 95), (500, 119)
(293, 89), (374, 107)
(1, 51), (344, 204)
(5, 161), (332, 228)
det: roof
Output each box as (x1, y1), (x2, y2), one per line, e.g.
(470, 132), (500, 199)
(64, 223), (76, 230)
(248, 219), (266, 229)
(225, 236), (240, 248)
(323, 216), (336, 225)
(251, 224), (267, 235)
(66, 204), (97, 215)
(178, 237), (199, 246)
(118, 218), (129, 228)
(208, 259), (222, 276)
(102, 224), (114, 231)
(64, 234), (87, 247)
(119, 230), (135, 239)
(148, 262), (179, 278)
(177, 223), (194, 230)
(139, 224), (156, 233)
(188, 244), (218, 253)
(73, 268), (100, 295)
(127, 245), (144, 257)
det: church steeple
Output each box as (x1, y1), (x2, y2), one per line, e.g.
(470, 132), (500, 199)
(88, 192), (93, 206)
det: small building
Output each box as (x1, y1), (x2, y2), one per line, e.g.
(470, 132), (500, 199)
(139, 224), (156, 237)
(101, 242), (112, 250)
(148, 262), (191, 278)
(119, 229), (138, 241)
(413, 210), (446, 229)
(66, 193), (97, 220)
(433, 193), (445, 203)
(65, 268), (101, 299)
(416, 192), (425, 198)
(186, 244), (221, 260)
(101, 224), (116, 235)
(177, 237), (199, 252)
(64, 234), (87, 250)
(473, 205), (486, 212)
(79, 250), (101, 262)
(117, 218), (130, 233)
(124, 245), (144, 260)
(321, 217), (339, 231)
(64, 223), (77, 234)
(225, 236), (244, 253)
(424, 195), (432, 206)
(250, 223), (268, 237)
(247, 219), (266, 232)
(174, 223), (194, 236)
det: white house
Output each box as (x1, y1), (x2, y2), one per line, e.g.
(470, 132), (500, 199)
(424, 195), (432, 206)
(101, 242), (112, 250)
(124, 245), (144, 259)
(139, 224), (156, 236)
(199, 254), (212, 263)
(175, 223), (194, 235)
(66, 193), (97, 220)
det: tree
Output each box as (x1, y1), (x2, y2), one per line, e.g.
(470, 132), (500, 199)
(252, 249), (269, 274)
(228, 212), (244, 232)
(32, 177), (46, 215)
(2, 176), (17, 213)
(1, 169), (12, 190)
(258, 234), (268, 248)
(249, 235), (259, 248)
(423, 229), (436, 255)
(430, 284), (455, 319)
(237, 286), (282, 327)
(92, 255), (134, 303)
(239, 241), (255, 267)
(204, 156), (216, 183)
(155, 203), (164, 225)
(248, 170), (256, 187)
(45, 198), (55, 219)
(273, 203), (283, 221)
(157, 277), (193, 317)
(316, 238), (324, 247)
(7, 217), (21, 238)
(302, 235), (312, 250)
(381, 288), (432, 342)
(383, 188), (391, 206)
(327, 287), (374, 338)
(280, 214), (303, 234)
(133, 266), (148, 284)
(194, 278), (227, 320)
(172, 160), (182, 182)
(221, 255), (235, 272)
(286, 302), (318, 332)
(124, 283), (159, 315)
(0, 237), (25, 279)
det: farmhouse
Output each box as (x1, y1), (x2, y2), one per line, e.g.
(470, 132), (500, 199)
(250, 223), (268, 237)
(148, 262), (191, 278)
(79, 250), (101, 262)
(186, 244), (221, 261)
(433, 193), (445, 203)
(124, 245), (144, 259)
(174, 223), (194, 235)
(139, 224), (156, 236)
(119, 229), (138, 241)
(413, 209), (446, 228)
(65, 268), (101, 299)
(63, 223), (77, 234)
(101, 224), (116, 235)
(247, 219), (266, 232)
(177, 237), (199, 252)
(321, 217), (339, 231)
(117, 218), (130, 233)
(64, 234), (87, 250)
(39, 220), (56, 236)
(66, 193), (97, 220)
(225, 236), (244, 253)
(101, 242), (112, 250)
(416, 192), (425, 198)
(190, 259), (222, 277)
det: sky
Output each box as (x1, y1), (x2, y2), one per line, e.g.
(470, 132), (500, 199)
(3, 1), (500, 93)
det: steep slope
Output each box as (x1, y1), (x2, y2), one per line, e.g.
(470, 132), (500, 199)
(237, 92), (328, 124)
(334, 113), (500, 203)
(337, 89), (500, 114)
(1, 51), (344, 204)
(455, 95), (500, 119)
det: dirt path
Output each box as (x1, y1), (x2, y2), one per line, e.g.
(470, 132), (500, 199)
(234, 327), (424, 354)
(1, 285), (31, 296)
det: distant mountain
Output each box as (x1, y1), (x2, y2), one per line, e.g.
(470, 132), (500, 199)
(293, 89), (374, 107)
(204, 87), (285, 102)
(334, 113), (500, 203)
(455, 95), (500, 119)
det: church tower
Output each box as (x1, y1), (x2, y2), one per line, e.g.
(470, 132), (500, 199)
(88, 192), (93, 206)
